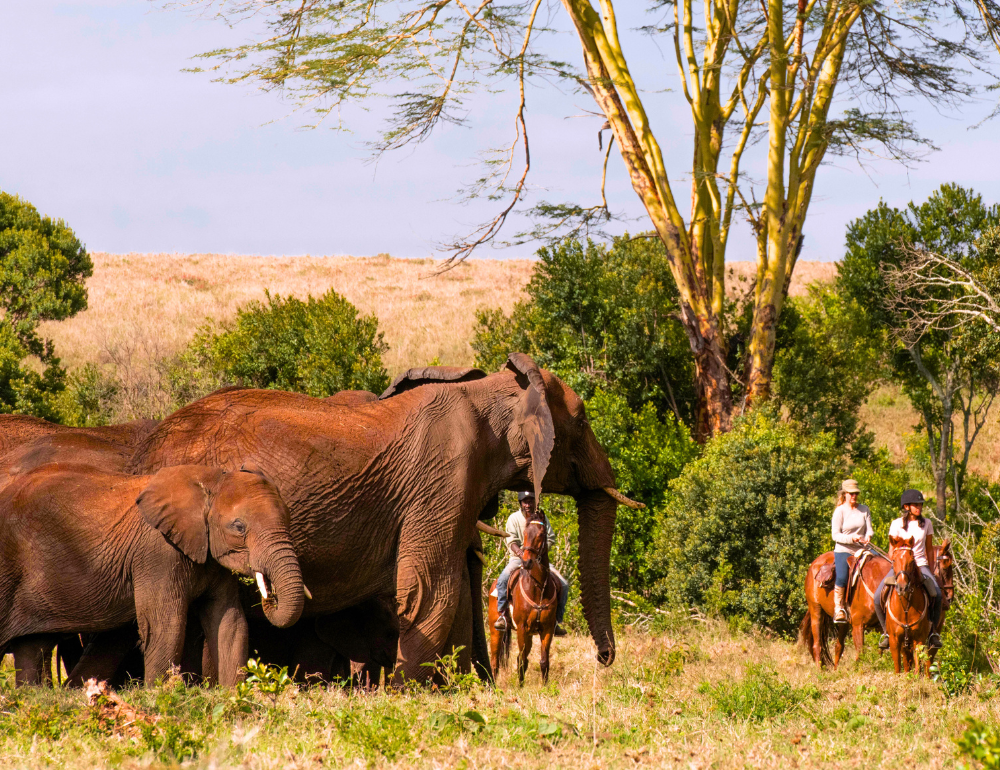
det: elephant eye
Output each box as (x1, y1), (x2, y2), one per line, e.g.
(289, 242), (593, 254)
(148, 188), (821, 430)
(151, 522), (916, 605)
(229, 519), (247, 536)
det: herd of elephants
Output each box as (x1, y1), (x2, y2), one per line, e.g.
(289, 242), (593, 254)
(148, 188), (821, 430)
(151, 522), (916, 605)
(0, 353), (640, 688)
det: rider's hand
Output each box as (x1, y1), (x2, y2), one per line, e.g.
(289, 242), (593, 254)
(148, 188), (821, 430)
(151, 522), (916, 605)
(852, 535), (862, 543)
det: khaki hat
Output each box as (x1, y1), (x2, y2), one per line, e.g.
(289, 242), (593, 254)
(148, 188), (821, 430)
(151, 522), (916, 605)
(841, 479), (861, 493)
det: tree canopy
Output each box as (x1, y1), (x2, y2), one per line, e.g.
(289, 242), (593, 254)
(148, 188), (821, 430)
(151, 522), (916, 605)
(0, 191), (92, 418)
(188, 0), (1000, 438)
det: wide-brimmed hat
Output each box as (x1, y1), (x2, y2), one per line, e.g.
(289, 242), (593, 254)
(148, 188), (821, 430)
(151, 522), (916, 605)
(841, 479), (861, 494)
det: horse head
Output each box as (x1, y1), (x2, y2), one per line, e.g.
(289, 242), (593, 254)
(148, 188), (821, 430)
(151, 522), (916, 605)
(521, 518), (549, 573)
(890, 534), (919, 598)
(935, 538), (954, 604)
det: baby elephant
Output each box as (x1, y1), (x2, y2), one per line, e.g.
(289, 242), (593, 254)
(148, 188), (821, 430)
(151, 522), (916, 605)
(0, 463), (304, 686)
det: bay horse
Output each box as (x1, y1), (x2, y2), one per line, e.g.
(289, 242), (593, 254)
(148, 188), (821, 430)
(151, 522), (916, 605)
(801, 547), (892, 669)
(886, 533), (934, 674)
(488, 517), (560, 685)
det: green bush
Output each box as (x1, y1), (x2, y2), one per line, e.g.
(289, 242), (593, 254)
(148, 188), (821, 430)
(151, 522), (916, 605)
(587, 389), (698, 592)
(472, 235), (695, 422)
(0, 191), (92, 419)
(957, 718), (1000, 769)
(652, 408), (845, 635)
(175, 288), (390, 398)
(698, 664), (820, 722)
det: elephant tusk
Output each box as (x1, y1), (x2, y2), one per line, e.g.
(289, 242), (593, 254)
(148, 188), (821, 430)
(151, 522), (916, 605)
(602, 487), (645, 510)
(255, 571), (270, 600)
(476, 520), (508, 538)
(303, 585), (313, 601)
(473, 549), (488, 566)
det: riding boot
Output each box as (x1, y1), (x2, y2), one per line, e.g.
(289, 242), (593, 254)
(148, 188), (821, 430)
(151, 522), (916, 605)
(927, 594), (942, 649)
(833, 586), (849, 624)
(494, 613), (508, 630)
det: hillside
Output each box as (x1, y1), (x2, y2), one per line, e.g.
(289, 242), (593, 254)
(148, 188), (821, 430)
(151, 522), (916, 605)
(40, 253), (835, 375)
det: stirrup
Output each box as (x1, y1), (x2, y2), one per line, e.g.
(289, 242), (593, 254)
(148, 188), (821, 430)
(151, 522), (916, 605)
(553, 624), (567, 637)
(833, 609), (849, 625)
(494, 615), (508, 630)
(878, 634), (890, 650)
(928, 633), (942, 650)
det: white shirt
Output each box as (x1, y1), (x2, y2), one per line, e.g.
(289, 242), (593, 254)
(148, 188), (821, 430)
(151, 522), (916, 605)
(831, 503), (873, 554)
(889, 516), (934, 567)
(504, 509), (556, 567)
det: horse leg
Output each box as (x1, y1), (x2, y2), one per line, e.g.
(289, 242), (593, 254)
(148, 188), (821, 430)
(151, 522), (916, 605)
(809, 605), (825, 669)
(517, 627), (532, 687)
(539, 629), (553, 685)
(833, 623), (847, 670)
(851, 620), (865, 663)
(890, 633), (902, 674)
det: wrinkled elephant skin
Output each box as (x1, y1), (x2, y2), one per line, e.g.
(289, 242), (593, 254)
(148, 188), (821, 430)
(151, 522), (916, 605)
(0, 464), (303, 686)
(129, 354), (620, 680)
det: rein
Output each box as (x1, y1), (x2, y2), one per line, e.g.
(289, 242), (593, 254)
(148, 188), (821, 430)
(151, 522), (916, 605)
(887, 548), (928, 637)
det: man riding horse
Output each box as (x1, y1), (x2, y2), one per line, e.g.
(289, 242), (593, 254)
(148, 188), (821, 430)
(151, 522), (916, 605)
(494, 490), (569, 636)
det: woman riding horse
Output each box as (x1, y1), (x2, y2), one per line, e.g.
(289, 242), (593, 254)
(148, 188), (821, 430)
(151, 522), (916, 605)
(831, 478), (873, 623)
(874, 489), (942, 651)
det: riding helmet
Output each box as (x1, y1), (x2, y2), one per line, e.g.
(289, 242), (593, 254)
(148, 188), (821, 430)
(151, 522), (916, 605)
(900, 489), (925, 507)
(518, 490), (536, 502)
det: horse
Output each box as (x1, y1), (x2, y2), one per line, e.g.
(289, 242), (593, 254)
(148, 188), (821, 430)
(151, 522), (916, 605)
(487, 516), (560, 685)
(885, 534), (935, 674)
(933, 538), (954, 633)
(800, 547), (892, 669)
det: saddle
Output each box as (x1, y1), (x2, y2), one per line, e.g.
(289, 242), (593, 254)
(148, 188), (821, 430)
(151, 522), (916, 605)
(814, 551), (873, 605)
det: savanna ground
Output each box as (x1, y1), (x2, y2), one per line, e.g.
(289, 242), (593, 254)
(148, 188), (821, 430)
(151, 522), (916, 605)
(2, 620), (992, 768)
(10, 253), (995, 767)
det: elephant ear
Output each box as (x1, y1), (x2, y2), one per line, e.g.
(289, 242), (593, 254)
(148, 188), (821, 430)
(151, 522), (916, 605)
(378, 366), (487, 399)
(136, 465), (226, 564)
(505, 353), (554, 502)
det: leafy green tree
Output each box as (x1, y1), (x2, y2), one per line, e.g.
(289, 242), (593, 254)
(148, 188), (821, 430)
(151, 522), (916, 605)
(771, 284), (886, 458)
(180, 289), (390, 398)
(652, 409), (844, 635)
(839, 185), (1000, 517)
(587, 389), (698, 592)
(0, 192), (92, 418)
(473, 236), (696, 423)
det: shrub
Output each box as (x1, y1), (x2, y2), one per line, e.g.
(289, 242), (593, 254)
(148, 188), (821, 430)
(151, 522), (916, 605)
(176, 288), (390, 398)
(957, 718), (1000, 769)
(587, 389), (698, 592)
(699, 664), (820, 722)
(472, 235), (695, 423)
(652, 408), (845, 635)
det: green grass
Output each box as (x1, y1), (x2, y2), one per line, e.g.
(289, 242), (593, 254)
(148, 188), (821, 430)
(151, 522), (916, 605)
(1, 621), (998, 768)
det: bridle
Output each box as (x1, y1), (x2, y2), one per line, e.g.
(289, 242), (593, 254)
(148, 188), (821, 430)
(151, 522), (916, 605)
(887, 545), (928, 631)
(935, 550), (955, 604)
(516, 522), (557, 618)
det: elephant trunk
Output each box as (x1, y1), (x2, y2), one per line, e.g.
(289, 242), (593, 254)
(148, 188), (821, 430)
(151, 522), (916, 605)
(252, 540), (304, 629)
(575, 489), (617, 667)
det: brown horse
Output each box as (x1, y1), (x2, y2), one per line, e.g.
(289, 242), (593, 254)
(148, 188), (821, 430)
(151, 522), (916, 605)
(488, 518), (560, 685)
(933, 539), (954, 632)
(801, 548), (892, 669)
(886, 534), (934, 674)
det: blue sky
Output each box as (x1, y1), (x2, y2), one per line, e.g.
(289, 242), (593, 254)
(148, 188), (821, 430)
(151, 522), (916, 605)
(2, 1), (998, 261)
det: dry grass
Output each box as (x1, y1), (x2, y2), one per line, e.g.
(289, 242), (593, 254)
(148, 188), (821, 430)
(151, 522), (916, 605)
(40, 254), (833, 378)
(1, 622), (994, 768)
(39, 252), (535, 376)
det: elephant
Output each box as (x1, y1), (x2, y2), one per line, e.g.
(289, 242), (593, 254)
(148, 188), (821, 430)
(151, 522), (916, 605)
(0, 463), (304, 686)
(0, 415), (158, 460)
(127, 353), (633, 681)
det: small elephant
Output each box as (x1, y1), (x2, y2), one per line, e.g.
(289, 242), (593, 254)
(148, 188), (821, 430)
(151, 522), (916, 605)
(0, 463), (305, 686)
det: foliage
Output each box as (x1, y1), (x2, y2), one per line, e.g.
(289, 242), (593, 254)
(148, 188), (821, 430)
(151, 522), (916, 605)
(957, 718), (1000, 770)
(652, 408), (845, 635)
(586, 389), (698, 592)
(243, 657), (294, 709)
(771, 284), (885, 458)
(473, 236), (695, 423)
(839, 184), (1000, 516)
(698, 664), (820, 722)
(0, 192), (92, 419)
(176, 288), (390, 398)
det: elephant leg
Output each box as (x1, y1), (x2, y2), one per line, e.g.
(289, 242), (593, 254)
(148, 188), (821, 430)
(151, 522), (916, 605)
(9, 636), (58, 686)
(199, 579), (249, 688)
(442, 561), (474, 676)
(466, 542), (492, 683)
(66, 626), (142, 687)
(136, 592), (190, 686)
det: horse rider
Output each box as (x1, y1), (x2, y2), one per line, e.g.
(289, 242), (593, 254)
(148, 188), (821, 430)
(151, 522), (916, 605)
(493, 490), (569, 636)
(874, 489), (942, 650)
(831, 478), (873, 624)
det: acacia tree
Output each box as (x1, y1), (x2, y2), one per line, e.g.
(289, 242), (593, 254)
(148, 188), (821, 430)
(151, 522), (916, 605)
(190, 0), (1000, 436)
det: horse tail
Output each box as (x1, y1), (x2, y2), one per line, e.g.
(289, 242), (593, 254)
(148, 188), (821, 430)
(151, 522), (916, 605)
(498, 623), (511, 669)
(798, 613), (813, 651)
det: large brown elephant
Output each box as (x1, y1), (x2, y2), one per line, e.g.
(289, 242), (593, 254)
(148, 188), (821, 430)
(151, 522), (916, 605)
(0, 463), (304, 685)
(128, 354), (628, 681)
